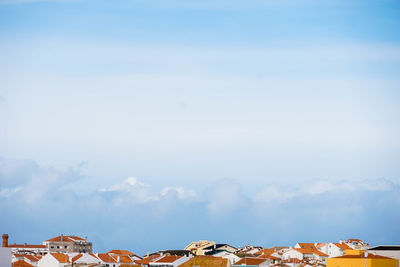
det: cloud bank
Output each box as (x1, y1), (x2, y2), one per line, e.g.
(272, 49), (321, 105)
(1, 156), (399, 254)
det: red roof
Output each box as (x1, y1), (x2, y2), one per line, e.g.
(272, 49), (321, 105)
(294, 248), (327, 257)
(234, 258), (268, 265)
(12, 260), (34, 267)
(334, 243), (352, 250)
(9, 244), (46, 248)
(72, 254), (83, 262)
(97, 254), (117, 263)
(155, 255), (182, 263)
(51, 253), (70, 263)
(297, 243), (317, 251)
(46, 235), (86, 242)
(135, 254), (161, 264)
(13, 255), (41, 262)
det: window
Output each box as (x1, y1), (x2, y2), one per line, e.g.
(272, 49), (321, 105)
(64, 246), (68, 249)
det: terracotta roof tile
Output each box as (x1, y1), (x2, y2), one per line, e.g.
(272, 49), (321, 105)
(51, 253), (70, 263)
(334, 243), (352, 250)
(97, 253), (117, 263)
(46, 236), (86, 242)
(12, 260), (34, 267)
(155, 255), (182, 263)
(234, 258), (268, 265)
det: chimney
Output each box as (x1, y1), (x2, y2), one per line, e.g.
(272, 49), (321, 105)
(61, 234), (63, 241)
(2, 234), (8, 247)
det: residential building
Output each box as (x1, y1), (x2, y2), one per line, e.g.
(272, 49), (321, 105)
(178, 256), (229, 267)
(37, 253), (70, 267)
(327, 253), (398, 267)
(13, 254), (42, 267)
(96, 253), (118, 267)
(4, 234), (47, 255)
(71, 253), (100, 265)
(149, 255), (190, 267)
(233, 257), (270, 267)
(210, 250), (241, 266)
(43, 235), (92, 253)
(345, 239), (370, 250)
(318, 242), (353, 257)
(368, 245), (400, 262)
(184, 240), (214, 256)
(203, 244), (237, 255)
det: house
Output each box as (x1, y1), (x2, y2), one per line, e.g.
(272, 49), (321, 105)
(294, 243), (318, 251)
(368, 245), (400, 262)
(71, 253), (100, 265)
(282, 248), (327, 264)
(107, 250), (142, 261)
(319, 242), (352, 257)
(344, 239), (370, 250)
(327, 253), (398, 267)
(178, 256), (229, 267)
(149, 255), (190, 267)
(203, 244), (237, 255)
(13, 254), (42, 267)
(135, 254), (162, 266)
(210, 250), (241, 265)
(43, 235), (92, 253)
(37, 253), (70, 267)
(4, 234), (47, 255)
(233, 257), (269, 267)
(96, 253), (118, 267)
(184, 240), (214, 256)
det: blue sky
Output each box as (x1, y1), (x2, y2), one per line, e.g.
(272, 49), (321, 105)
(0, 0), (400, 254)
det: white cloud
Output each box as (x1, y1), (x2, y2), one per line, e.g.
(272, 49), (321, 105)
(254, 178), (398, 204)
(99, 176), (155, 203)
(0, 186), (23, 198)
(160, 186), (197, 199)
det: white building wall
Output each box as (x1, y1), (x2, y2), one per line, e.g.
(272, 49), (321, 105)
(38, 254), (61, 267)
(328, 244), (344, 258)
(0, 247), (11, 267)
(283, 249), (303, 260)
(368, 250), (400, 261)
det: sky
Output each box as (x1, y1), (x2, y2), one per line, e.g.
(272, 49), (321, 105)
(0, 0), (400, 255)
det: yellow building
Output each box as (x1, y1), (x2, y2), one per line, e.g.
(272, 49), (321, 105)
(327, 254), (399, 267)
(178, 255), (229, 267)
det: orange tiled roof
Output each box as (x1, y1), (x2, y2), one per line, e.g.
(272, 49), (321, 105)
(12, 260), (34, 267)
(334, 243), (352, 250)
(155, 255), (182, 263)
(179, 256), (228, 267)
(107, 250), (135, 256)
(294, 248), (327, 257)
(46, 235), (86, 242)
(333, 254), (392, 259)
(135, 254), (160, 264)
(119, 255), (134, 263)
(13, 255), (41, 262)
(9, 244), (46, 248)
(297, 243), (317, 251)
(72, 254), (83, 262)
(234, 257), (267, 265)
(97, 253), (117, 263)
(51, 253), (70, 263)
